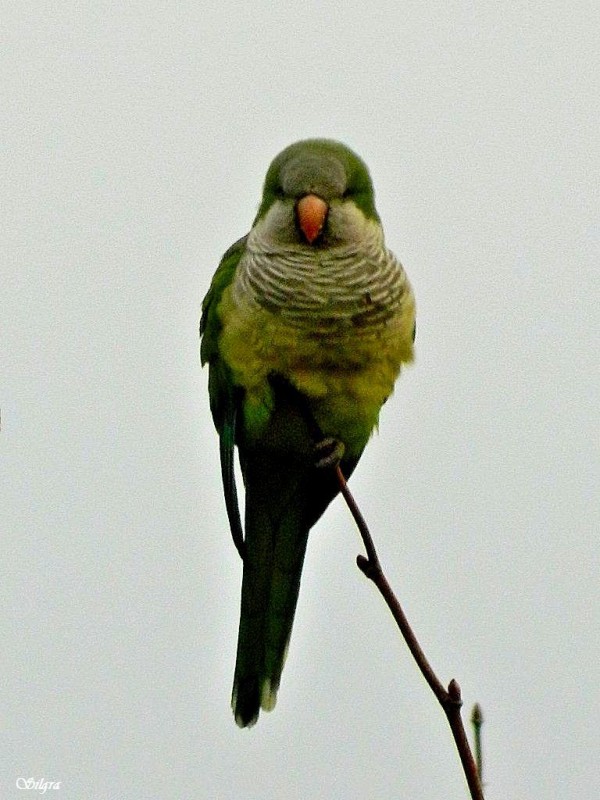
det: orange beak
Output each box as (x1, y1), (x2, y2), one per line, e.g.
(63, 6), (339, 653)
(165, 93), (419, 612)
(296, 194), (328, 244)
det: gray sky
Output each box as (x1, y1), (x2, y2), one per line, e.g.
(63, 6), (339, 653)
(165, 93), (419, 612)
(2, 2), (598, 798)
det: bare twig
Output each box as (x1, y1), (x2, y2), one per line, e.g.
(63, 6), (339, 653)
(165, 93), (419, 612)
(334, 465), (484, 800)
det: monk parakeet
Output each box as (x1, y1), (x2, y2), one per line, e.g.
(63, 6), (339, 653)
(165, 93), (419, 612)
(200, 139), (415, 727)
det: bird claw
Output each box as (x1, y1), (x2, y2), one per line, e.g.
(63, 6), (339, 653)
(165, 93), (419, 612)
(314, 437), (345, 469)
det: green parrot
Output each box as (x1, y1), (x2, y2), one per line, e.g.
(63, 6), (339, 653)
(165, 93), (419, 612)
(200, 139), (415, 727)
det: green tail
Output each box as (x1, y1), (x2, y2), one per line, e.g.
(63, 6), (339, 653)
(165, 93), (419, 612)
(230, 376), (365, 727)
(231, 449), (329, 727)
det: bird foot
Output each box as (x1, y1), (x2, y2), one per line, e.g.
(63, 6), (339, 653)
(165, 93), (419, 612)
(314, 437), (345, 469)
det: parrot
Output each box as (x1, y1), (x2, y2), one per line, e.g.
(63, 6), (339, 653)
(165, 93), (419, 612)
(200, 139), (415, 728)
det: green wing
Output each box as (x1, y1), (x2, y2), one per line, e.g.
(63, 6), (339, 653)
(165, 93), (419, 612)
(200, 236), (248, 559)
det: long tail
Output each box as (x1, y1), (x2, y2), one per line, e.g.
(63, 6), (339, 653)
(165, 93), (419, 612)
(231, 450), (336, 728)
(229, 372), (363, 728)
(231, 456), (309, 727)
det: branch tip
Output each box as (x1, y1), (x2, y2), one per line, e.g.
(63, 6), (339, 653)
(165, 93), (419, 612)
(447, 679), (463, 705)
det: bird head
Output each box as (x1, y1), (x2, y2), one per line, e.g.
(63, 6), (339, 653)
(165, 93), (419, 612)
(252, 139), (381, 248)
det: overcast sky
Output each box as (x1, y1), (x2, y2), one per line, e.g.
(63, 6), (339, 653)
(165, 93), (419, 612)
(2, 2), (599, 799)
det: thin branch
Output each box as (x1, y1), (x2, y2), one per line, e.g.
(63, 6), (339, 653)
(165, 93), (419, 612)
(334, 465), (484, 800)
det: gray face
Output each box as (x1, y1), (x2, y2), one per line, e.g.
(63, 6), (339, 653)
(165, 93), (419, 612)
(280, 153), (347, 201)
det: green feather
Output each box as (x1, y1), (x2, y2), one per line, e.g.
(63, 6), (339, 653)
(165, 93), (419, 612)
(254, 138), (380, 224)
(200, 236), (247, 375)
(200, 237), (247, 555)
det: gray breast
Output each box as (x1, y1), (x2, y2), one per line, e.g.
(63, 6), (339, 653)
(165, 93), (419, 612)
(232, 230), (410, 336)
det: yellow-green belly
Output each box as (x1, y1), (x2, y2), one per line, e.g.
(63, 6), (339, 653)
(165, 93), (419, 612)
(218, 284), (415, 456)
